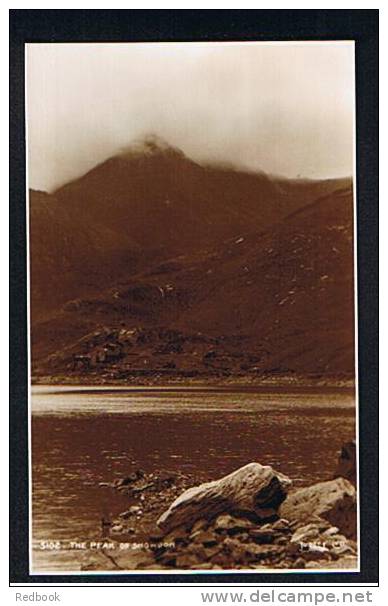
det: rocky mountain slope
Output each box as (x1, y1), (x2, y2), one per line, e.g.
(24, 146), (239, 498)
(30, 137), (355, 381)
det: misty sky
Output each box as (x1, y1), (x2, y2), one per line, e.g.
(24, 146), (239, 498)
(26, 42), (355, 192)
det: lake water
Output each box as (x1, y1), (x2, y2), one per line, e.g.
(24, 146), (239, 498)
(31, 385), (356, 572)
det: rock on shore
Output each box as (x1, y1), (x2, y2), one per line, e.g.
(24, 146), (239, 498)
(150, 460), (357, 570)
(279, 477), (357, 540)
(157, 462), (292, 532)
(84, 444), (357, 571)
(333, 440), (357, 485)
(151, 510), (357, 570)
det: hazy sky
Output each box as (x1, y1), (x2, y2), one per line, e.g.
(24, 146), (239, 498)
(26, 42), (355, 191)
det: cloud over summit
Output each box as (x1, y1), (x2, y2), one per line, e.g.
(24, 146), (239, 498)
(27, 42), (355, 191)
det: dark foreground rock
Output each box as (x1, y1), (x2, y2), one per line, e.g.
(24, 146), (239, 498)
(279, 477), (357, 540)
(151, 511), (357, 570)
(157, 463), (292, 532)
(82, 456), (357, 571)
(333, 440), (357, 485)
(81, 546), (156, 571)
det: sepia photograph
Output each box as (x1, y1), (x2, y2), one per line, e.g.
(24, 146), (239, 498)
(26, 40), (358, 574)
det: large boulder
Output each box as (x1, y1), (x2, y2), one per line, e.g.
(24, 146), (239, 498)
(157, 462), (292, 532)
(279, 477), (356, 539)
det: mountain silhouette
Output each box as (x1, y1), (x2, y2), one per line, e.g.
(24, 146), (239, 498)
(30, 138), (354, 380)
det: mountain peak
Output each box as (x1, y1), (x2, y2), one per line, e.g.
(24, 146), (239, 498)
(119, 134), (186, 161)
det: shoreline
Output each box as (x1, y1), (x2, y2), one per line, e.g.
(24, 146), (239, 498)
(80, 453), (357, 572)
(31, 375), (355, 392)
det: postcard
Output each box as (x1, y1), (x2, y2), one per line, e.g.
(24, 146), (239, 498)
(24, 39), (359, 575)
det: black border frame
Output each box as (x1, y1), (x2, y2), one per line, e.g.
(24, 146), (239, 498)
(9, 9), (379, 585)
